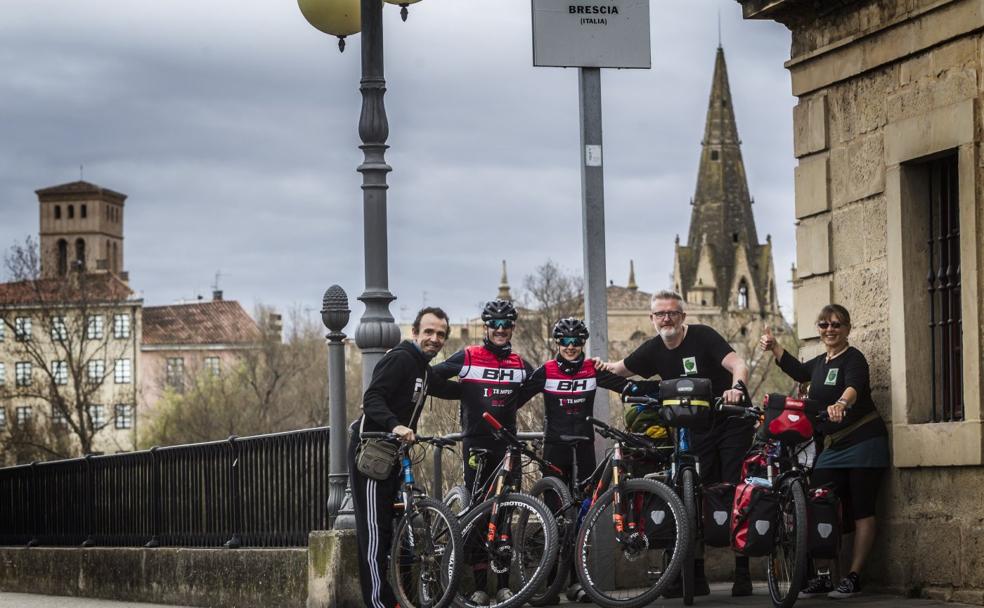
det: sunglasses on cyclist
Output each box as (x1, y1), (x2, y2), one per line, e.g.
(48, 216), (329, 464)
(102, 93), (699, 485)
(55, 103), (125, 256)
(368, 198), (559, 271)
(557, 337), (585, 347)
(486, 319), (514, 329)
(817, 321), (844, 330)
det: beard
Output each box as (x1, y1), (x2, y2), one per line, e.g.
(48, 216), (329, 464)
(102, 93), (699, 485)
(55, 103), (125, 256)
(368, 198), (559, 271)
(658, 326), (680, 341)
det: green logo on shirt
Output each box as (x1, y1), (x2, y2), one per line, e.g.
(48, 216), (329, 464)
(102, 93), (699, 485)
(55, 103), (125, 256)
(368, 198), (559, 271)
(824, 369), (839, 385)
(683, 357), (698, 375)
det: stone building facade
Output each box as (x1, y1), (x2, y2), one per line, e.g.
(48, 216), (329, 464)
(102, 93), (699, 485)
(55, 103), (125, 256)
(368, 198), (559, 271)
(738, 0), (984, 601)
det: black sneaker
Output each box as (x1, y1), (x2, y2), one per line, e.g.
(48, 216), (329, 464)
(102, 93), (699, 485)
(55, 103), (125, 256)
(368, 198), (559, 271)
(828, 572), (861, 599)
(798, 574), (834, 598)
(732, 569), (753, 597)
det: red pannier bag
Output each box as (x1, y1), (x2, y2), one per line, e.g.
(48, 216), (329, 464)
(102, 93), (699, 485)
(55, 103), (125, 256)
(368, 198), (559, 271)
(807, 486), (842, 559)
(702, 482), (735, 547)
(730, 481), (777, 557)
(740, 448), (768, 480)
(763, 394), (821, 444)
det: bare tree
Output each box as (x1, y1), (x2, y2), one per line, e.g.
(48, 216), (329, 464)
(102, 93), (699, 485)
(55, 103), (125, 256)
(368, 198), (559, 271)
(139, 307), (330, 446)
(0, 238), (136, 463)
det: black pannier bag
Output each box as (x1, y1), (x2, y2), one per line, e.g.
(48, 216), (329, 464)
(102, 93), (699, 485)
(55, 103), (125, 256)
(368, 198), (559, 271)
(702, 482), (735, 547)
(807, 486), (842, 559)
(637, 490), (678, 548)
(658, 377), (714, 431)
(731, 481), (778, 557)
(763, 394), (822, 444)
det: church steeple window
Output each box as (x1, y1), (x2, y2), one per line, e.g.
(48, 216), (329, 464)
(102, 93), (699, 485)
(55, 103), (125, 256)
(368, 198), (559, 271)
(710, 150), (719, 161)
(737, 279), (749, 310)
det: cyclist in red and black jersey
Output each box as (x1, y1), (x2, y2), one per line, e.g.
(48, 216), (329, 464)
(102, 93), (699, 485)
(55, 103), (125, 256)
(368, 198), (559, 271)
(431, 299), (533, 606)
(509, 317), (652, 479)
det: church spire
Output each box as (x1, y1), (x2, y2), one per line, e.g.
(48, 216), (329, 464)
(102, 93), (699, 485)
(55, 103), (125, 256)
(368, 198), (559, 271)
(682, 46), (760, 309)
(627, 260), (638, 291)
(497, 260), (512, 301)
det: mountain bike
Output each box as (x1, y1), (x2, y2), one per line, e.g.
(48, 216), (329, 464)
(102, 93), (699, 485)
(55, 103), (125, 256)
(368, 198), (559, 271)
(446, 413), (559, 608)
(572, 414), (690, 608)
(622, 379), (753, 606)
(360, 432), (464, 608)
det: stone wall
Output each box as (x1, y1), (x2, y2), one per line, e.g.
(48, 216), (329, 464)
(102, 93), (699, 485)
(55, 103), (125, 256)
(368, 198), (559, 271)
(0, 546), (308, 607)
(773, 0), (984, 602)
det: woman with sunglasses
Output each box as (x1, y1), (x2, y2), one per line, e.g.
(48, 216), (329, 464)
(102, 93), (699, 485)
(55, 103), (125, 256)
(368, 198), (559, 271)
(760, 304), (888, 599)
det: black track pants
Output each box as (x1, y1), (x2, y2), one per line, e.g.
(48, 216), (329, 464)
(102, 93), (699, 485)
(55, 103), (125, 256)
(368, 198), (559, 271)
(349, 432), (401, 608)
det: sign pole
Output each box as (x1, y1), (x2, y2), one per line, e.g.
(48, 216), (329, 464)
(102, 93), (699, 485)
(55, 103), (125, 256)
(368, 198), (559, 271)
(578, 66), (610, 459)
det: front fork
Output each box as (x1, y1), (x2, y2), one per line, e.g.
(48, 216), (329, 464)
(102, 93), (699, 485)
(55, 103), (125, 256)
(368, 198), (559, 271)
(610, 443), (635, 544)
(486, 449), (516, 566)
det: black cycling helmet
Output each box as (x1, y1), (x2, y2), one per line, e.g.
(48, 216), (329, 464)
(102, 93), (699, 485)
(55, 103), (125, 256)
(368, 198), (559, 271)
(481, 299), (518, 325)
(552, 317), (589, 342)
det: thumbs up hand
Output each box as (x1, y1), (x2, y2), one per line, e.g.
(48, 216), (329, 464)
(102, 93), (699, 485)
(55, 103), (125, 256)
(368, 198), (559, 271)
(759, 325), (782, 359)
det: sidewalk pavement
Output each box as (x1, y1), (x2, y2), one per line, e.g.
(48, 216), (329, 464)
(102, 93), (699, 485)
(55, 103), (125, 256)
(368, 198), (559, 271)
(542, 582), (976, 606)
(0, 593), (193, 607)
(0, 583), (975, 607)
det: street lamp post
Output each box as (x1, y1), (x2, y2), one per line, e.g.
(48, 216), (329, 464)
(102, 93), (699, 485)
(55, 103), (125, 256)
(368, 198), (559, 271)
(351, 0), (402, 391)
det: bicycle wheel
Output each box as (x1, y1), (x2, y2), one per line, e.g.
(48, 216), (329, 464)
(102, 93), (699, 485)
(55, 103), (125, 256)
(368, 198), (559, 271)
(443, 484), (471, 518)
(453, 493), (559, 608)
(391, 497), (464, 608)
(524, 476), (574, 606)
(575, 478), (689, 608)
(680, 468), (697, 606)
(767, 478), (809, 608)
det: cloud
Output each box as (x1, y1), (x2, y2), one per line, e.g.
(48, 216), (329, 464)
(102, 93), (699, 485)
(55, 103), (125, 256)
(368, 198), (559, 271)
(0, 0), (797, 332)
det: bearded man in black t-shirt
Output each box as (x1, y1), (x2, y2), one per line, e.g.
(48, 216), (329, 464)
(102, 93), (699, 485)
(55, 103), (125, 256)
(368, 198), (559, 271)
(596, 289), (755, 598)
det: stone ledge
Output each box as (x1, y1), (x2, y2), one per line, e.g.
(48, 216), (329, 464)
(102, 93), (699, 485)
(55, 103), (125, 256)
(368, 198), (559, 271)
(0, 546), (307, 608)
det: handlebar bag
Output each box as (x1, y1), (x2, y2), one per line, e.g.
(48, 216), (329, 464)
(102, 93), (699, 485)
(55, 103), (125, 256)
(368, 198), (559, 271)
(702, 482), (736, 547)
(730, 481), (778, 557)
(658, 377), (714, 430)
(637, 491), (678, 548)
(763, 394), (821, 444)
(807, 486), (842, 559)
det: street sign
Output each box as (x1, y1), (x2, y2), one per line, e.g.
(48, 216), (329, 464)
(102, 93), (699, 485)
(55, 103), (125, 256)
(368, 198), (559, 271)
(532, 0), (651, 69)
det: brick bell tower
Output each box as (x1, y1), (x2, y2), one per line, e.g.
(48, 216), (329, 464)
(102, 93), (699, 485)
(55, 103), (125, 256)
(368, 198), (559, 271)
(36, 181), (127, 279)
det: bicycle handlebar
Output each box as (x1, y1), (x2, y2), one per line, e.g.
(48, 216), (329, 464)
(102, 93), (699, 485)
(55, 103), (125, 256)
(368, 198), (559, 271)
(482, 411), (504, 431)
(360, 432), (454, 448)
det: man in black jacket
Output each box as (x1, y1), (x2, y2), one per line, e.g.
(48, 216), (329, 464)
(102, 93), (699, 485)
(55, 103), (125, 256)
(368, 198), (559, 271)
(349, 306), (461, 608)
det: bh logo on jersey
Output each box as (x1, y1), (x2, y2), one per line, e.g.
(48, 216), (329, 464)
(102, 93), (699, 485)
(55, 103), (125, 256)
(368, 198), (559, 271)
(556, 379), (589, 392)
(482, 368), (521, 382)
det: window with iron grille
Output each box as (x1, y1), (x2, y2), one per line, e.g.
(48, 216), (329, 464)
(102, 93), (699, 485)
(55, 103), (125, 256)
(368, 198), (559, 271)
(51, 316), (68, 341)
(86, 315), (104, 340)
(0, 362), (5, 386)
(89, 404), (106, 429)
(87, 359), (105, 383)
(204, 357), (221, 377)
(15, 317), (31, 341)
(15, 406), (32, 425)
(113, 313), (130, 339)
(0, 321), (5, 342)
(15, 362), (31, 387)
(114, 359), (131, 384)
(52, 360), (68, 385)
(0, 408), (5, 429)
(51, 406), (67, 426)
(926, 154), (963, 422)
(115, 404), (134, 429)
(166, 357), (185, 391)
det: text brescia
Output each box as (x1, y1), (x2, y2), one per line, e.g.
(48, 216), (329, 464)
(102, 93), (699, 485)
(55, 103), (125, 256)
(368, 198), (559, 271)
(569, 5), (619, 14)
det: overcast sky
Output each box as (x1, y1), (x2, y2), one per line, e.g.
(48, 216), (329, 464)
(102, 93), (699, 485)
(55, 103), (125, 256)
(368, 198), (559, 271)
(0, 0), (795, 332)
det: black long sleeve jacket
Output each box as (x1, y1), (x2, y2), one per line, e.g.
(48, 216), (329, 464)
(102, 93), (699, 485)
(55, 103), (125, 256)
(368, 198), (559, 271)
(358, 340), (461, 435)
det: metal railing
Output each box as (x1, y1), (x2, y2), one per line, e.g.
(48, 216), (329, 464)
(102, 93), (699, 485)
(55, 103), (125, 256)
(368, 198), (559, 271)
(0, 427), (329, 548)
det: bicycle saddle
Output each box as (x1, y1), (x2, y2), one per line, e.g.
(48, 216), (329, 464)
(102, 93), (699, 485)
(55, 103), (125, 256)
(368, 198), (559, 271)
(557, 435), (593, 446)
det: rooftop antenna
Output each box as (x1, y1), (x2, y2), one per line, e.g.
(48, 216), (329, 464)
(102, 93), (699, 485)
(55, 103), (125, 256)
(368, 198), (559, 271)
(211, 270), (223, 292)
